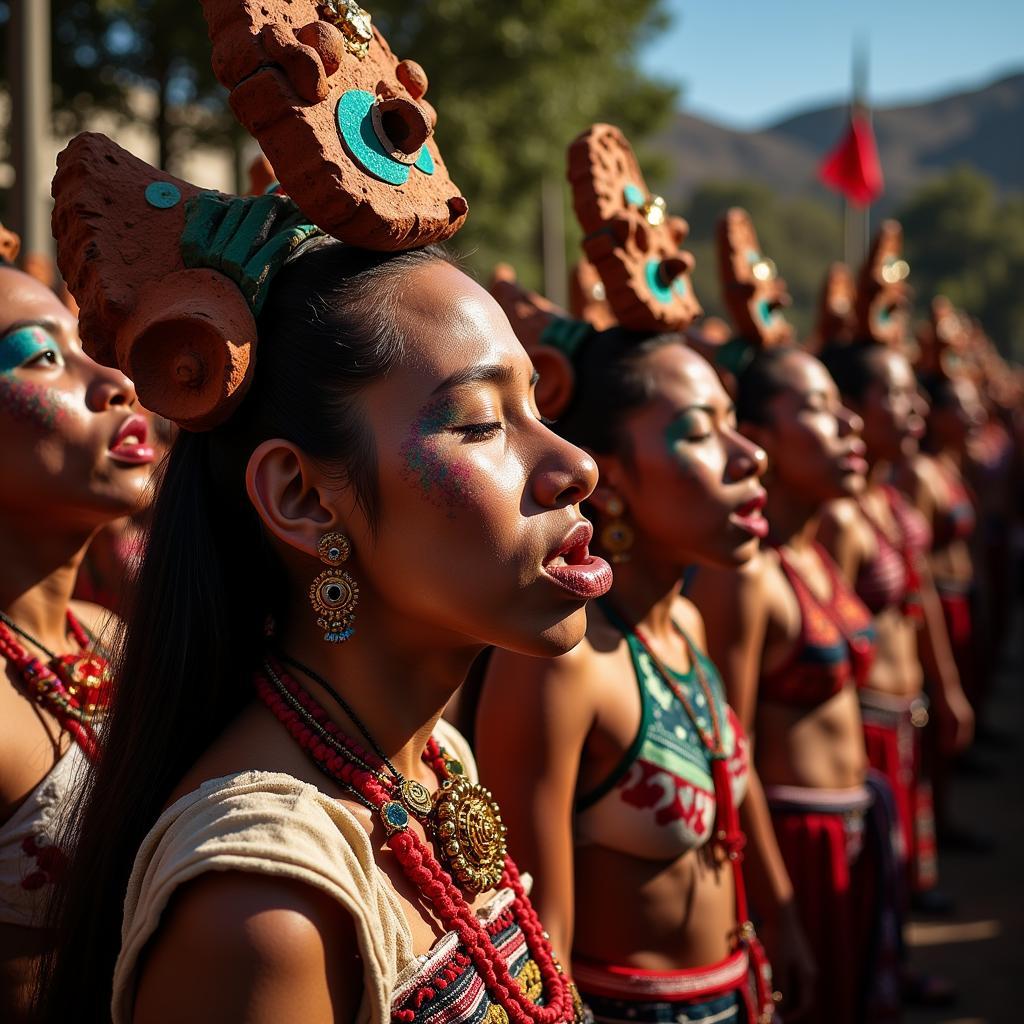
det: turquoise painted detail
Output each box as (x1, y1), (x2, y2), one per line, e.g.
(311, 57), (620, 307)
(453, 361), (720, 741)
(746, 249), (761, 265)
(539, 316), (595, 359)
(715, 336), (756, 377)
(0, 327), (62, 374)
(145, 181), (182, 209)
(877, 306), (892, 324)
(645, 259), (674, 304)
(180, 193), (322, 316)
(336, 89), (434, 185)
(673, 277), (688, 298)
(756, 299), (776, 327)
(415, 145), (435, 175)
(623, 183), (645, 208)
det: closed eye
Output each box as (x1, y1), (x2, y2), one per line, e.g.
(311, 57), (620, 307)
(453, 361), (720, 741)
(453, 422), (503, 441)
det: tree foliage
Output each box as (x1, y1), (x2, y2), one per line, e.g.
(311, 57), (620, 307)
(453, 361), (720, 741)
(897, 165), (1024, 360)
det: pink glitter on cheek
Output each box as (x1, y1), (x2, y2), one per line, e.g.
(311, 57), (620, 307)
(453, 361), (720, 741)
(0, 377), (67, 430)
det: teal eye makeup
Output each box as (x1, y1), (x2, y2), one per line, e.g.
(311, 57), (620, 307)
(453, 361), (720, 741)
(665, 412), (711, 452)
(0, 326), (64, 375)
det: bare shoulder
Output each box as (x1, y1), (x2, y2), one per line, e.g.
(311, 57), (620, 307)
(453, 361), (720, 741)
(673, 595), (707, 650)
(133, 870), (360, 1023)
(820, 497), (860, 531)
(68, 599), (121, 648)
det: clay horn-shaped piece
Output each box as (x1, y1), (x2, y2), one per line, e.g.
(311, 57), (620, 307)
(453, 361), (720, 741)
(52, 133), (320, 431)
(568, 258), (617, 332)
(855, 219), (911, 348)
(0, 220), (22, 265)
(490, 264), (590, 420)
(811, 262), (857, 353)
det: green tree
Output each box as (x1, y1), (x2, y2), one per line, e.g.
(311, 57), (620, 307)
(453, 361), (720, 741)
(370, 0), (676, 284)
(898, 165), (1024, 361)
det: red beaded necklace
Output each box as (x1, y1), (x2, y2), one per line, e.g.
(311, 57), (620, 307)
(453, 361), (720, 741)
(0, 609), (111, 761)
(254, 659), (581, 1024)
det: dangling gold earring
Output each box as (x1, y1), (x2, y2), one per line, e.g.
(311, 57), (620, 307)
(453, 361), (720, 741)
(600, 495), (634, 564)
(309, 532), (360, 643)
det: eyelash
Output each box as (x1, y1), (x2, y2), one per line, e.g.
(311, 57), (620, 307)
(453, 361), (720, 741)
(455, 421), (503, 440)
(27, 348), (63, 369)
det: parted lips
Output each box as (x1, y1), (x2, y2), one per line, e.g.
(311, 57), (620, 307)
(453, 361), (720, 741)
(201, 0), (468, 250)
(567, 124), (701, 334)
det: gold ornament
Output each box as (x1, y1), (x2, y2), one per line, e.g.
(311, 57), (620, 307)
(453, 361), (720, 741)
(431, 774), (507, 895)
(642, 194), (667, 226)
(310, 532), (359, 643)
(401, 778), (434, 817)
(600, 496), (634, 564)
(318, 0), (373, 59)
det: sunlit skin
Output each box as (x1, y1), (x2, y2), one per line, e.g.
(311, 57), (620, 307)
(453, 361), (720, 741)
(692, 351), (870, 806)
(0, 267), (154, 1023)
(898, 376), (986, 592)
(477, 344), (814, 1017)
(818, 349), (973, 753)
(132, 262), (606, 1022)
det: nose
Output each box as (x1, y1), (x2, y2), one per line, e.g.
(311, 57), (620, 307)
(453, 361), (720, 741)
(84, 353), (137, 412)
(837, 403), (863, 438)
(532, 432), (599, 509)
(725, 428), (767, 481)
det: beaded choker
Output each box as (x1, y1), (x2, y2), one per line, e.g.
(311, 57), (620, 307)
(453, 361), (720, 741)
(254, 659), (585, 1024)
(0, 609), (111, 760)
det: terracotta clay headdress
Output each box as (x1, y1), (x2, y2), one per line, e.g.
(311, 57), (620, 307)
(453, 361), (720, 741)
(490, 124), (702, 418)
(811, 262), (857, 353)
(855, 219), (911, 348)
(716, 207), (792, 354)
(916, 295), (970, 380)
(51, 0), (467, 431)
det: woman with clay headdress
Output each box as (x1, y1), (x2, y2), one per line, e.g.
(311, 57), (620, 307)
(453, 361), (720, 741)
(0, 223), (156, 1022)
(689, 340), (905, 1024)
(479, 127), (806, 1024)
(38, 7), (609, 1022)
(819, 336), (975, 908)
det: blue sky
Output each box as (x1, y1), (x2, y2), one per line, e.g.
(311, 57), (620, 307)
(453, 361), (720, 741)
(640, 0), (1023, 128)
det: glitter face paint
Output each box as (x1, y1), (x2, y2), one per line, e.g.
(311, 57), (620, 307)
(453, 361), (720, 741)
(399, 396), (475, 515)
(0, 326), (67, 429)
(0, 377), (66, 429)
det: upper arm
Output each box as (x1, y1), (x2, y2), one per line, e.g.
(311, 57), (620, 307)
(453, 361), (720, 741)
(688, 556), (768, 732)
(475, 643), (598, 963)
(133, 871), (361, 1024)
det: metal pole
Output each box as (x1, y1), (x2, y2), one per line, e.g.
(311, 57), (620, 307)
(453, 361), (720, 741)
(9, 0), (53, 262)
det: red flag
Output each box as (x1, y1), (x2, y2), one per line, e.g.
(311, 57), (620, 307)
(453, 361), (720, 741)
(819, 113), (884, 207)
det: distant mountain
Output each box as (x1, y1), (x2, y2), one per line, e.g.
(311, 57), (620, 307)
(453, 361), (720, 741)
(653, 71), (1024, 214)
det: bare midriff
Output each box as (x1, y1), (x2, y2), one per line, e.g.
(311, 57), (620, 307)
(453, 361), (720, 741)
(756, 685), (868, 790)
(862, 605), (922, 699)
(572, 840), (736, 970)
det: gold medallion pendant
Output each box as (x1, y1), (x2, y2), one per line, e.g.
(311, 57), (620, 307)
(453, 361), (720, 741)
(431, 774), (508, 895)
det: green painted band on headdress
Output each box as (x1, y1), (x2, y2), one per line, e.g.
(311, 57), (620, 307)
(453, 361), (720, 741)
(539, 317), (595, 361)
(715, 336), (757, 377)
(180, 193), (324, 316)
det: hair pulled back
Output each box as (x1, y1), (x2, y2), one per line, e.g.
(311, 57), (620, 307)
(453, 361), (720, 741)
(556, 327), (687, 456)
(819, 341), (890, 404)
(733, 345), (804, 426)
(38, 240), (451, 1019)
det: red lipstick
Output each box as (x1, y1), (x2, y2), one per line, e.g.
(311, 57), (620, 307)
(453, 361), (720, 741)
(108, 414), (156, 466)
(730, 491), (769, 540)
(543, 521), (614, 599)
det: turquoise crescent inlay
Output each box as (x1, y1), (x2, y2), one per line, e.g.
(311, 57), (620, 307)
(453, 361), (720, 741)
(673, 278), (688, 298)
(336, 89), (434, 186)
(624, 183), (645, 208)
(645, 259), (676, 305)
(145, 181), (181, 209)
(756, 299), (776, 326)
(746, 250), (761, 264)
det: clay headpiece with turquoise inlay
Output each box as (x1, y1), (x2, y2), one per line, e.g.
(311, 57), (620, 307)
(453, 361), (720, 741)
(567, 124), (702, 334)
(0, 221), (21, 266)
(52, 133), (325, 430)
(201, 0), (467, 251)
(716, 207), (792, 353)
(855, 219), (911, 349)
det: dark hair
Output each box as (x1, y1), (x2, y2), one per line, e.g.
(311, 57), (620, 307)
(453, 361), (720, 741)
(733, 345), (804, 426)
(38, 240), (451, 1018)
(557, 327), (687, 455)
(918, 371), (958, 410)
(819, 341), (889, 404)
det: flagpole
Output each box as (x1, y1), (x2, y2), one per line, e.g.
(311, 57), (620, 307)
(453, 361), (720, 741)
(843, 37), (870, 268)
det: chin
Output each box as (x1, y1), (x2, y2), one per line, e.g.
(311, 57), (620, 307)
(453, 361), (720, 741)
(513, 605), (590, 658)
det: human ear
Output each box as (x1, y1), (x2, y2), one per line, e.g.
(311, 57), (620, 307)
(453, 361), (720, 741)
(245, 439), (342, 559)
